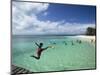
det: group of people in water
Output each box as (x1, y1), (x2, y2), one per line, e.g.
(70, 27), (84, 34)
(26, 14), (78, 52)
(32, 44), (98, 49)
(50, 39), (82, 46)
(31, 39), (83, 60)
(31, 39), (95, 60)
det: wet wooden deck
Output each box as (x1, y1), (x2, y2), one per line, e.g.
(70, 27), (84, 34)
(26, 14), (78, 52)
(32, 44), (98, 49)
(11, 65), (33, 75)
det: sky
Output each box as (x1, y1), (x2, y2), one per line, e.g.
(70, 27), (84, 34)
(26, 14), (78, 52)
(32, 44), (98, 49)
(12, 1), (96, 35)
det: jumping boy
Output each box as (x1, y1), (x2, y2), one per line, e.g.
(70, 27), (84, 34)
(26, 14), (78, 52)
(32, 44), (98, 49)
(31, 42), (52, 60)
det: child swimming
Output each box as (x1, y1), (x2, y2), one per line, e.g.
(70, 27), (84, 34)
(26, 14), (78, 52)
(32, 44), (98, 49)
(31, 42), (52, 60)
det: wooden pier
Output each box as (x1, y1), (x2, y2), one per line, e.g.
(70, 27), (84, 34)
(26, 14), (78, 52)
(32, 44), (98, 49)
(11, 65), (33, 75)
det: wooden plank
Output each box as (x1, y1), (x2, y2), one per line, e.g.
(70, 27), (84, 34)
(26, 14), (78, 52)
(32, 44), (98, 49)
(13, 68), (22, 74)
(21, 69), (29, 73)
(12, 65), (16, 70)
(17, 68), (25, 74)
(12, 67), (19, 72)
(11, 65), (33, 75)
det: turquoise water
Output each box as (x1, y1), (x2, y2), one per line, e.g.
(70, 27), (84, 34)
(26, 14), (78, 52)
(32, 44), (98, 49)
(12, 35), (96, 72)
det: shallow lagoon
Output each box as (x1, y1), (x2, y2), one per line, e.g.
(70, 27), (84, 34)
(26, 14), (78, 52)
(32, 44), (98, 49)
(12, 35), (96, 72)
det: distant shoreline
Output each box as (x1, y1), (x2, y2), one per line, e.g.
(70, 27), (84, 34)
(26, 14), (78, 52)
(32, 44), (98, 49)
(12, 34), (86, 36)
(75, 35), (95, 43)
(12, 35), (96, 40)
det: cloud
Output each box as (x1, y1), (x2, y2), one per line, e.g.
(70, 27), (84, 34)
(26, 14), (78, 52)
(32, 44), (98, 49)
(12, 2), (95, 35)
(12, 2), (49, 14)
(12, 2), (49, 34)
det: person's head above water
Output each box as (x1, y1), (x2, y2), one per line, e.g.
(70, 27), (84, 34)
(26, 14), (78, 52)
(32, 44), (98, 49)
(40, 43), (43, 46)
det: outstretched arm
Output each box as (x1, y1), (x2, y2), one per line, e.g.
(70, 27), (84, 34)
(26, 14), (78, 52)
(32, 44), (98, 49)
(35, 42), (39, 47)
(43, 46), (52, 50)
(43, 47), (49, 50)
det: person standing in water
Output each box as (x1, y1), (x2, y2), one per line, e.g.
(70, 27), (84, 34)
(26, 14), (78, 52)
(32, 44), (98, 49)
(71, 41), (74, 45)
(31, 42), (52, 60)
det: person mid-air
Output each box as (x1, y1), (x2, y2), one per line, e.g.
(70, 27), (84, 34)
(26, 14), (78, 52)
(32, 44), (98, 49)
(31, 42), (52, 60)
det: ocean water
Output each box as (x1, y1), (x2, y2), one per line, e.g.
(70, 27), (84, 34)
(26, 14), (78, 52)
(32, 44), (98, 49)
(12, 35), (96, 72)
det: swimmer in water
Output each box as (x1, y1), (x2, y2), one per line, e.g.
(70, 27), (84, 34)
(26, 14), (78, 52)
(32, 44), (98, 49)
(31, 42), (52, 60)
(65, 42), (67, 45)
(63, 41), (67, 45)
(79, 40), (82, 44)
(53, 42), (56, 44)
(71, 41), (74, 45)
(91, 39), (93, 43)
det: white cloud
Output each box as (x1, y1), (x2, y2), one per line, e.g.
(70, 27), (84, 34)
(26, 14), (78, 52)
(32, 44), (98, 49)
(12, 2), (49, 34)
(12, 2), (95, 35)
(13, 2), (49, 14)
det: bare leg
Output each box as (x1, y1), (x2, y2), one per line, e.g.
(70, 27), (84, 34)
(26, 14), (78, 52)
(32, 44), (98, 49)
(37, 52), (41, 59)
(31, 55), (40, 60)
(31, 52), (41, 60)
